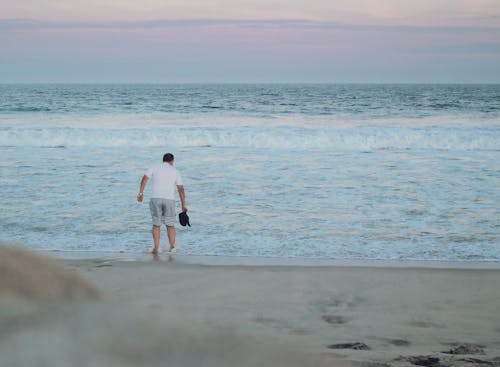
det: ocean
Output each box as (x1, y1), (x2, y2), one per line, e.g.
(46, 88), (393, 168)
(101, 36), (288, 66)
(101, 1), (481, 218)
(1, 84), (499, 261)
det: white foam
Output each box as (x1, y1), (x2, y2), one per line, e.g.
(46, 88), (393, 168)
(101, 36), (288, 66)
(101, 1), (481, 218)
(1, 125), (498, 151)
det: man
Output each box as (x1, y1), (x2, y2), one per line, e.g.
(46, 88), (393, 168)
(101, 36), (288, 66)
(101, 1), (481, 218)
(137, 153), (187, 255)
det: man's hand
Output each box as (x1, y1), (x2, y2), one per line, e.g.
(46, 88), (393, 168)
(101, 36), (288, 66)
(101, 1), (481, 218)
(137, 176), (149, 203)
(177, 185), (187, 212)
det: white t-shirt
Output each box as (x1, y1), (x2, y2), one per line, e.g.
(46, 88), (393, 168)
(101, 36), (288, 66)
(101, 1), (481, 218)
(145, 163), (183, 200)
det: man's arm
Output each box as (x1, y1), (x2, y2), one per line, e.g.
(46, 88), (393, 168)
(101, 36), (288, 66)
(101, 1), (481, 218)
(177, 185), (187, 212)
(137, 175), (149, 202)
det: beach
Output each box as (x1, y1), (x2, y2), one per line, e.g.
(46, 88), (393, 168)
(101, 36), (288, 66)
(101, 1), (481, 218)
(2, 0), (500, 364)
(2, 246), (499, 367)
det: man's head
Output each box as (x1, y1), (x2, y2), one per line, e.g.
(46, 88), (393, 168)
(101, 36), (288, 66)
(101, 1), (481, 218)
(163, 153), (174, 164)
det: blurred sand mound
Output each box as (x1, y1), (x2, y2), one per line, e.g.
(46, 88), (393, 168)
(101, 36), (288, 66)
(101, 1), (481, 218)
(0, 245), (98, 300)
(0, 246), (336, 367)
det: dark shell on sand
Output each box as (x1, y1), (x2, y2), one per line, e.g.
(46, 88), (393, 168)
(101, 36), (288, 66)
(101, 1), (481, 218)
(444, 344), (485, 355)
(406, 356), (442, 367)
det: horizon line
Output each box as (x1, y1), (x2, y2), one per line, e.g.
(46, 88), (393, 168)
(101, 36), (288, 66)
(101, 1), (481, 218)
(2, 81), (500, 85)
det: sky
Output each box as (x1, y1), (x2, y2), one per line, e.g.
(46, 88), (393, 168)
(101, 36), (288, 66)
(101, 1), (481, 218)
(1, 0), (500, 83)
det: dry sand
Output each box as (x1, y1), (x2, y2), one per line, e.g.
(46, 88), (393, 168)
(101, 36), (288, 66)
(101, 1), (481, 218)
(1, 245), (500, 367)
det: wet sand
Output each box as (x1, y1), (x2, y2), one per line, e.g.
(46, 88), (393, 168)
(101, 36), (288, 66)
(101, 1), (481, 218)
(1, 246), (499, 366)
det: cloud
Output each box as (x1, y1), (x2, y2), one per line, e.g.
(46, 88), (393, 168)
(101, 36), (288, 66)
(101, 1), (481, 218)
(417, 42), (500, 55)
(1, 15), (499, 83)
(1, 18), (499, 33)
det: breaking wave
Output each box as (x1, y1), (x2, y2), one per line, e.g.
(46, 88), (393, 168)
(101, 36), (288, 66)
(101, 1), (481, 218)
(1, 125), (499, 151)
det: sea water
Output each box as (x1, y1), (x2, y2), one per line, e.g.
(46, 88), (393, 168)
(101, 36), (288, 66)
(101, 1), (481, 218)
(1, 84), (499, 261)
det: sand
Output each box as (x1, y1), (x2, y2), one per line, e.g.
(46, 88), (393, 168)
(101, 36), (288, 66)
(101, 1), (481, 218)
(1, 245), (500, 367)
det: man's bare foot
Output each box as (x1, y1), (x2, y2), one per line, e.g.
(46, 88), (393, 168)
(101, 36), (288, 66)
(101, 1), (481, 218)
(149, 247), (159, 255)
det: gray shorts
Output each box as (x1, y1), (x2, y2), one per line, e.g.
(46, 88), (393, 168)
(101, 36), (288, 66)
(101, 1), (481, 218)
(149, 198), (176, 227)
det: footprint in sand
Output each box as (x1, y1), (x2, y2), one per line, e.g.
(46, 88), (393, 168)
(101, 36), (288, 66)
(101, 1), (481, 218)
(408, 320), (445, 329)
(327, 342), (371, 350)
(94, 264), (112, 268)
(322, 315), (349, 325)
(389, 339), (411, 347)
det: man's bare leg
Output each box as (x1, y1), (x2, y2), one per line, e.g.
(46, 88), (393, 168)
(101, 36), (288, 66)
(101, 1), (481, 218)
(151, 225), (161, 254)
(166, 225), (176, 251)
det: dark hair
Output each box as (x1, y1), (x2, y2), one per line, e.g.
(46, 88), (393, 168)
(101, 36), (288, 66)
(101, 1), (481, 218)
(163, 153), (174, 162)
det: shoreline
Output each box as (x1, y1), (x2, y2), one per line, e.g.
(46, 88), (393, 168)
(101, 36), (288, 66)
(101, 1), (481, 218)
(41, 249), (500, 270)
